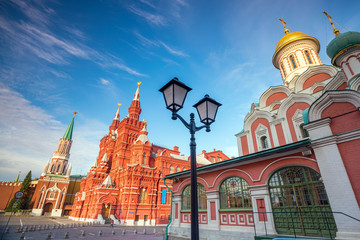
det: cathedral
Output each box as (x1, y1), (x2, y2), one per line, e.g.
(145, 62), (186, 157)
(165, 14), (360, 240)
(69, 82), (228, 225)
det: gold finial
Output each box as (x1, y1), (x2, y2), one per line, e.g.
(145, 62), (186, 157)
(137, 81), (141, 87)
(73, 112), (77, 116)
(323, 11), (340, 36)
(143, 119), (146, 123)
(118, 103), (122, 107)
(279, 18), (290, 34)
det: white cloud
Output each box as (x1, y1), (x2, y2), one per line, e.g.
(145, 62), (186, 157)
(159, 41), (188, 57)
(128, 5), (166, 27)
(0, 85), (106, 181)
(100, 78), (110, 85)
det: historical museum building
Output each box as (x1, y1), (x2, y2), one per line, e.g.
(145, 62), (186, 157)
(165, 16), (360, 240)
(31, 113), (82, 216)
(69, 83), (229, 225)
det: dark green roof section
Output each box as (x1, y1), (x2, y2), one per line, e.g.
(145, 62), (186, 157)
(70, 174), (86, 179)
(326, 31), (360, 59)
(303, 108), (310, 124)
(164, 139), (311, 179)
(63, 115), (75, 140)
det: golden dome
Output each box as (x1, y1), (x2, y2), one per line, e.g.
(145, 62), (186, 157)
(275, 32), (319, 53)
(273, 32), (320, 68)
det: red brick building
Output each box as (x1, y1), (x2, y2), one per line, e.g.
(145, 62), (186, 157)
(69, 82), (229, 225)
(165, 20), (360, 239)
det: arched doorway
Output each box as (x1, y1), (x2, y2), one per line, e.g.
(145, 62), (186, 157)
(43, 203), (53, 216)
(101, 204), (111, 219)
(269, 166), (337, 238)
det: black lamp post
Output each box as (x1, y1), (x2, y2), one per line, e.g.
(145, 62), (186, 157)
(159, 77), (221, 240)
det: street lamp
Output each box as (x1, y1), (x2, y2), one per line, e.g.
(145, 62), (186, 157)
(159, 77), (221, 240)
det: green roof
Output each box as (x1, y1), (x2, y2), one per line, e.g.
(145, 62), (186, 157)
(63, 115), (75, 140)
(327, 31), (360, 60)
(164, 139), (311, 179)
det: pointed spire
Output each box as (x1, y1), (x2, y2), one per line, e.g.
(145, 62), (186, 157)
(133, 81), (141, 101)
(101, 175), (113, 188)
(279, 18), (290, 35)
(101, 153), (108, 162)
(92, 159), (98, 168)
(114, 103), (121, 120)
(14, 171), (21, 182)
(63, 112), (76, 140)
(323, 11), (340, 36)
(41, 160), (50, 176)
(66, 163), (72, 177)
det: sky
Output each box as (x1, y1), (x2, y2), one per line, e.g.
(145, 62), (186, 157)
(1, 0), (359, 181)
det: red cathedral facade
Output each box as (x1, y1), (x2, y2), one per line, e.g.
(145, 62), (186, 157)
(69, 83), (228, 225)
(165, 16), (360, 240)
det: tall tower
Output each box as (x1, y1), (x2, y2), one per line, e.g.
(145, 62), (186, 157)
(273, 19), (321, 86)
(32, 113), (76, 217)
(43, 112), (76, 176)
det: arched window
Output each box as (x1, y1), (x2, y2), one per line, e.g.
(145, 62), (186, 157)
(176, 167), (181, 172)
(304, 50), (313, 64)
(169, 166), (175, 174)
(281, 62), (287, 77)
(219, 177), (252, 209)
(210, 157), (215, 163)
(268, 166), (336, 237)
(56, 163), (61, 173)
(290, 55), (297, 69)
(300, 123), (309, 138)
(142, 154), (146, 165)
(181, 184), (207, 210)
(260, 136), (269, 149)
(139, 188), (147, 204)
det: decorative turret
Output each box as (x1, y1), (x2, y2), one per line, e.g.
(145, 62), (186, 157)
(273, 19), (321, 86)
(135, 119), (149, 144)
(47, 112), (76, 176)
(128, 82), (142, 120)
(324, 11), (360, 81)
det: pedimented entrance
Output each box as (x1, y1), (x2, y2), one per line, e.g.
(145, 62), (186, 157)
(269, 166), (337, 238)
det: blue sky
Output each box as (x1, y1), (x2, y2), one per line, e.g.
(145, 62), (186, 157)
(1, 0), (359, 181)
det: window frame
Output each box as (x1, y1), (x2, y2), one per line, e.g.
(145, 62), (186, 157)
(219, 176), (252, 210)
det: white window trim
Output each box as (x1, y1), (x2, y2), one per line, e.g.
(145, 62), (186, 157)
(292, 109), (307, 141)
(255, 124), (270, 151)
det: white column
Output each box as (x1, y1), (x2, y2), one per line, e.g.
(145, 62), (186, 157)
(249, 184), (276, 235)
(305, 118), (360, 239)
(171, 194), (181, 228)
(206, 190), (220, 230)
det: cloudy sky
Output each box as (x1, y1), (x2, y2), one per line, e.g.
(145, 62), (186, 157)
(1, 0), (359, 181)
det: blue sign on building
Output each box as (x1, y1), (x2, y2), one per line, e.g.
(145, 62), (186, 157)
(161, 189), (167, 204)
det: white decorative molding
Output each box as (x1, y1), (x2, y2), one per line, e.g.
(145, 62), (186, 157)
(258, 86), (291, 109)
(291, 65), (337, 91)
(308, 90), (360, 122)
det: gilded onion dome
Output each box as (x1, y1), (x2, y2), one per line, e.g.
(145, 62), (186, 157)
(273, 31), (320, 69)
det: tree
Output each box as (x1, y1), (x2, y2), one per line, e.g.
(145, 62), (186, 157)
(6, 171), (33, 211)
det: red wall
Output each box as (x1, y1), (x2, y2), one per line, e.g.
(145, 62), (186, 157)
(286, 102), (310, 142)
(303, 73), (331, 89)
(266, 92), (287, 106)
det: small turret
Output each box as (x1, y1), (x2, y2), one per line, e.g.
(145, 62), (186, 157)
(128, 82), (142, 120)
(324, 11), (360, 81)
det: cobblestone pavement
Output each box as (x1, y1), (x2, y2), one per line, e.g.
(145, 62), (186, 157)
(0, 215), (166, 240)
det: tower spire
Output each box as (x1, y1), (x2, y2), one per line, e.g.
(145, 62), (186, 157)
(279, 18), (290, 35)
(128, 82), (142, 120)
(114, 103), (121, 120)
(323, 11), (340, 36)
(134, 81), (141, 101)
(14, 171), (21, 182)
(63, 112), (77, 140)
